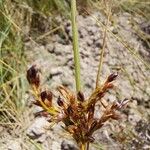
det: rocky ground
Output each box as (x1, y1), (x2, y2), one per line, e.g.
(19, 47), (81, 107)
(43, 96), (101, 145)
(1, 11), (150, 150)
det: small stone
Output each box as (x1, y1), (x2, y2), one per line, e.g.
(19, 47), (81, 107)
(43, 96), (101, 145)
(86, 38), (93, 46)
(54, 43), (65, 55)
(61, 140), (78, 150)
(107, 95), (116, 103)
(7, 139), (22, 150)
(94, 40), (102, 48)
(51, 141), (61, 150)
(46, 44), (54, 53)
(27, 117), (49, 139)
(62, 78), (72, 87)
(50, 67), (62, 76)
(112, 28), (118, 34)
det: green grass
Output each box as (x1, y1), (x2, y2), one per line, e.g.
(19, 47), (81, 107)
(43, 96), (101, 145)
(0, 0), (27, 125)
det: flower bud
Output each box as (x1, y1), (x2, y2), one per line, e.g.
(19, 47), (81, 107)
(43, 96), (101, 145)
(27, 65), (40, 87)
(90, 120), (98, 132)
(57, 96), (64, 107)
(40, 90), (52, 107)
(40, 91), (47, 101)
(67, 105), (73, 114)
(46, 91), (53, 102)
(77, 91), (85, 102)
(107, 73), (118, 82)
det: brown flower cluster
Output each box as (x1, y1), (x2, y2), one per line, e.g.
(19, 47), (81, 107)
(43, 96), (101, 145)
(27, 65), (129, 146)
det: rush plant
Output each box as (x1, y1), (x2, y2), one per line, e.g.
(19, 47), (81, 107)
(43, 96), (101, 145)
(26, 0), (129, 150)
(27, 65), (129, 150)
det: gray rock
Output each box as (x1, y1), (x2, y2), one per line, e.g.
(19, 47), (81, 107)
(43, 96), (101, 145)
(54, 43), (65, 55)
(61, 140), (78, 150)
(7, 140), (22, 150)
(46, 44), (54, 53)
(27, 117), (49, 139)
(50, 67), (62, 76)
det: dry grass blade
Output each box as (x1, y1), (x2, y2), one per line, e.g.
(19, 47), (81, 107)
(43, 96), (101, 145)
(96, 0), (112, 88)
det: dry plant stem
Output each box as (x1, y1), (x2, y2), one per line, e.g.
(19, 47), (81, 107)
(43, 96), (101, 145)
(71, 0), (81, 92)
(80, 143), (86, 150)
(86, 142), (89, 150)
(95, 1), (111, 88)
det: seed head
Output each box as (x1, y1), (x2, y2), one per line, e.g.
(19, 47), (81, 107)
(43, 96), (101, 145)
(107, 72), (118, 83)
(27, 65), (40, 87)
(67, 105), (74, 114)
(77, 91), (85, 102)
(57, 96), (64, 107)
(40, 90), (52, 107)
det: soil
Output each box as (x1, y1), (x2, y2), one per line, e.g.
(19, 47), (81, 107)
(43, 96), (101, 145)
(1, 11), (150, 150)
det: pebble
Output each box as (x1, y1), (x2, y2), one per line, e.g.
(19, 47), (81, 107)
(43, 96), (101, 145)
(50, 67), (62, 76)
(27, 117), (49, 139)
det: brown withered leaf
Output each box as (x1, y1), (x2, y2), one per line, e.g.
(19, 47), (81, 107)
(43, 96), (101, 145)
(66, 105), (74, 115)
(44, 99), (52, 107)
(88, 120), (98, 134)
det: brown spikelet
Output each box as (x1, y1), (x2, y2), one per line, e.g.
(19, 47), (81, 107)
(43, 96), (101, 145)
(107, 72), (118, 83)
(77, 91), (85, 102)
(57, 96), (64, 107)
(40, 90), (52, 107)
(27, 65), (40, 88)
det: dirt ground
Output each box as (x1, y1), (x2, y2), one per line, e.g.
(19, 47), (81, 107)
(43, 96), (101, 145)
(1, 11), (150, 150)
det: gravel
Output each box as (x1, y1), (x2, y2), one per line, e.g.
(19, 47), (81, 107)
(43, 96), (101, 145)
(24, 11), (150, 150)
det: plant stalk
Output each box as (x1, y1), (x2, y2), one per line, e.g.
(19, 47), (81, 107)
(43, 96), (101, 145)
(95, 1), (111, 88)
(86, 142), (89, 150)
(80, 143), (86, 150)
(71, 0), (81, 92)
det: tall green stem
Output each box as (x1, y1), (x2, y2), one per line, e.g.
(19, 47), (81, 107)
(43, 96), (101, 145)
(71, 0), (81, 92)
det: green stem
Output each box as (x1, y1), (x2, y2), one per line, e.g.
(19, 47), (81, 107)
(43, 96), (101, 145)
(71, 0), (81, 92)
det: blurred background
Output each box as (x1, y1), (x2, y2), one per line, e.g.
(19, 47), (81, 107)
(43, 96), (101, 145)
(0, 0), (150, 150)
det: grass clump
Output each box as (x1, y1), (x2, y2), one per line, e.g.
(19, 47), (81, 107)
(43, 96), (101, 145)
(0, 0), (27, 125)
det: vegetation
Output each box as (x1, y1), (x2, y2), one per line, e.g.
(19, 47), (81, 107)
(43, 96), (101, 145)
(27, 64), (129, 150)
(0, 0), (149, 149)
